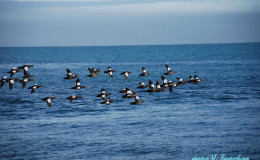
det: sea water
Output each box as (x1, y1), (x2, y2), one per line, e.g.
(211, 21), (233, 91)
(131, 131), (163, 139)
(0, 43), (259, 159)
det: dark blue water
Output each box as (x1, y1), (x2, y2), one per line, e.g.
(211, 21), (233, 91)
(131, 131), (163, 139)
(0, 43), (259, 160)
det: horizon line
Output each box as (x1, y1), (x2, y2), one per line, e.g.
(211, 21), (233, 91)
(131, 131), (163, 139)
(0, 41), (259, 48)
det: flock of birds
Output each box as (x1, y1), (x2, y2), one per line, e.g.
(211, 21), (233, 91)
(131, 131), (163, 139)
(0, 64), (204, 107)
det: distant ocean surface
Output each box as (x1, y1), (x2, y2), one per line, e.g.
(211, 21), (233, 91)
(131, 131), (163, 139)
(0, 43), (259, 160)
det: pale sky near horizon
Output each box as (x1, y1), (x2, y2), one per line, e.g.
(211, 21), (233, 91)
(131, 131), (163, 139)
(0, 0), (260, 47)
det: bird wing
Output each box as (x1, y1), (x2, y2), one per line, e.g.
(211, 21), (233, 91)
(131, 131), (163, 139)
(28, 65), (34, 68)
(76, 78), (80, 85)
(149, 80), (153, 85)
(47, 101), (51, 107)
(142, 67), (146, 73)
(0, 82), (6, 88)
(88, 67), (93, 72)
(66, 68), (72, 75)
(28, 79), (34, 82)
(125, 75), (129, 80)
(18, 65), (24, 69)
(37, 85), (43, 88)
(23, 81), (27, 88)
(109, 71), (113, 78)
(165, 64), (171, 71)
(41, 97), (48, 101)
(169, 86), (173, 93)
(156, 81), (160, 88)
(10, 72), (14, 77)
(23, 70), (29, 76)
(9, 83), (13, 90)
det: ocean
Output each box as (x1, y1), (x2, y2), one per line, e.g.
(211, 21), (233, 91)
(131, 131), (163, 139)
(0, 43), (259, 160)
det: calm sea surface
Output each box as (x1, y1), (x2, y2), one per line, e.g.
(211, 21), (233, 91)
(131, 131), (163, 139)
(0, 43), (259, 160)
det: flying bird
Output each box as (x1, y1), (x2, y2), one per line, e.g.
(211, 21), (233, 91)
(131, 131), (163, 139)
(139, 67), (151, 76)
(104, 67), (116, 78)
(100, 97), (114, 105)
(155, 80), (166, 92)
(146, 80), (156, 92)
(130, 95), (146, 105)
(164, 64), (176, 75)
(0, 76), (8, 88)
(168, 81), (177, 93)
(18, 65), (34, 76)
(161, 76), (168, 87)
(7, 68), (22, 77)
(122, 88), (137, 98)
(176, 78), (188, 86)
(71, 78), (86, 90)
(66, 94), (83, 103)
(64, 68), (79, 80)
(96, 89), (112, 100)
(28, 84), (43, 94)
(137, 82), (149, 88)
(19, 78), (34, 88)
(8, 78), (19, 90)
(120, 71), (132, 80)
(193, 75), (205, 83)
(41, 97), (56, 107)
(88, 67), (100, 77)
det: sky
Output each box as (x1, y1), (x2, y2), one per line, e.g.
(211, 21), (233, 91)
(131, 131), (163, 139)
(0, 0), (260, 47)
